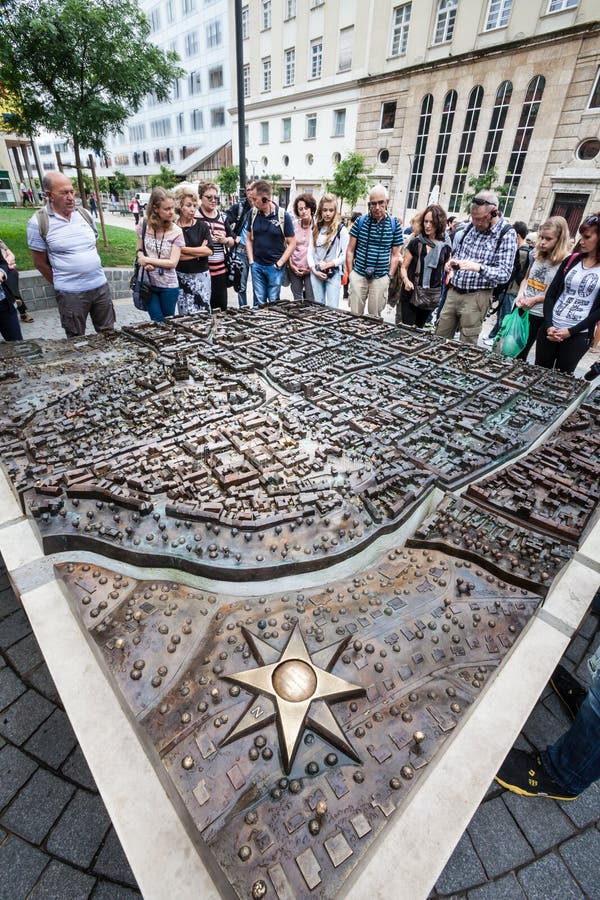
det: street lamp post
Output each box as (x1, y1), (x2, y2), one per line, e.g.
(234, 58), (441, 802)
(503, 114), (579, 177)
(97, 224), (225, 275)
(234, 0), (247, 200)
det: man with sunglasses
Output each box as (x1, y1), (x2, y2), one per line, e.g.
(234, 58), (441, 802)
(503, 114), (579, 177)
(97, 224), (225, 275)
(346, 184), (403, 318)
(246, 180), (295, 307)
(436, 190), (517, 345)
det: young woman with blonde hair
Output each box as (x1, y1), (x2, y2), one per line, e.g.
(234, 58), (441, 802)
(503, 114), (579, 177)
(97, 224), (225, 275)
(307, 193), (349, 308)
(136, 187), (184, 322)
(514, 215), (570, 361)
(174, 183), (212, 315)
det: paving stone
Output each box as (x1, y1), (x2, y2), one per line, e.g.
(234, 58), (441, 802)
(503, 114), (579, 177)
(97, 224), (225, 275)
(558, 780), (600, 828)
(521, 703), (567, 751)
(502, 791), (575, 854)
(0, 688), (54, 745)
(517, 852), (583, 899)
(434, 830), (486, 894)
(467, 796), (534, 879)
(0, 665), (26, 712)
(28, 661), (61, 705)
(5, 632), (43, 676)
(466, 873), (526, 899)
(47, 790), (111, 868)
(577, 613), (599, 641)
(93, 827), (138, 888)
(574, 658), (593, 688)
(61, 745), (98, 791)
(565, 634), (591, 667)
(0, 744), (38, 811)
(0, 826), (5, 844)
(28, 858), (96, 899)
(0, 587), (19, 622)
(24, 708), (78, 769)
(542, 691), (573, 727)
(559, 828), (600, 899)
(0, 834), (49, 900)
(1, 767), (74, 843)
(0, 609), (31, 650)
(92, 882), (142, 899)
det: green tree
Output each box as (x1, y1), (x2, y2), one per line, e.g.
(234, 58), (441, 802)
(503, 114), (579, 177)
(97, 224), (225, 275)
(217, 165), (239, 201)
(110, 170), (130, 197)
(325, 152), (373, 212)
(0, 0), (182, 204)
(463, 167), (510, 212)
(149, 164), (178, 189)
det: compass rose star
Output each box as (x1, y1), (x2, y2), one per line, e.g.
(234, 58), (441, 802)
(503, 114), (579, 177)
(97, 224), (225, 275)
(220, 623), (365, 774)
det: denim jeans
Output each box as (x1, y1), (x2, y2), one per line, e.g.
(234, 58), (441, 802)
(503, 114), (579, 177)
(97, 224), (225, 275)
(310, 270), (342, 308)
(542, 647), (600, 794)
(251, 262), (283, 307)
(147, 286), (179, 322)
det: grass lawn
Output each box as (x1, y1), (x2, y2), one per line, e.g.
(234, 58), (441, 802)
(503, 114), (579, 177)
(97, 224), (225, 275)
(0, 207), (137, 270)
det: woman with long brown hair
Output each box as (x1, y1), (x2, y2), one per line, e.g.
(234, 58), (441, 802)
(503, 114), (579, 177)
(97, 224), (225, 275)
(398, 204), (451, 328)
(307, 192), (348, 308)
(536, 212), (600, 374)
(136, 187), (184, 322)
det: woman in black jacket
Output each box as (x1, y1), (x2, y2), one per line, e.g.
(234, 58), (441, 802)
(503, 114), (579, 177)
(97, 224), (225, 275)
(536, 213), (600, 375)
(397, 205), (451, 328)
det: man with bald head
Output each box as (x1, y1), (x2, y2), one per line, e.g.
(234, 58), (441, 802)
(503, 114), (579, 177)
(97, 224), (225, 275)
(27, 171), (115, 338)
(345, 184), (403, 318)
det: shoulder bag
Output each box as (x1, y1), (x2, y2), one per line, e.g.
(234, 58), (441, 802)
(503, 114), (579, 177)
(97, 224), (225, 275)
(130, 222), (152, 309)
(411, 241), (439, 310)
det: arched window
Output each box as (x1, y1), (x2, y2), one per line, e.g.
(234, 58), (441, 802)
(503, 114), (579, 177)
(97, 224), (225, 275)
(407, 94), (433, 209)
(480, 80), (512, 174)
(429, 89), (457, 193)
(449, 85), (484, 212)
(503, 75), (545, 215)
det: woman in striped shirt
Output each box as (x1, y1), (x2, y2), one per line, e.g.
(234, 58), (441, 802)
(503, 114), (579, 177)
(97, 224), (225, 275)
(196, 182), (235, 312)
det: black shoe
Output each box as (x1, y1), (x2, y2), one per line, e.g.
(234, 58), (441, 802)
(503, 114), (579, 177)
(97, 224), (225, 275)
(550, 664), (587, 720)
(495, 749), (579, 800)
(583, 361), (600, 381)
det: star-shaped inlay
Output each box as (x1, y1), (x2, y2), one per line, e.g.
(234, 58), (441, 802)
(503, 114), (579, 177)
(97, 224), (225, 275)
(220, 624), (365, 774)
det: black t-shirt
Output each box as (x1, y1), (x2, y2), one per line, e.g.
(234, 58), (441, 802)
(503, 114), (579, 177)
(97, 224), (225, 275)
(177, 220), (212, 274)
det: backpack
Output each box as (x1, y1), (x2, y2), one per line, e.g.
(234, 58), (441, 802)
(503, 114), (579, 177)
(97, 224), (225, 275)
(494, 243), (531, 298)
(36, 206), (95, 241)
(250, 204), (287, 249)
(454, 221), (513, 257)
(355, 213), (401, 240)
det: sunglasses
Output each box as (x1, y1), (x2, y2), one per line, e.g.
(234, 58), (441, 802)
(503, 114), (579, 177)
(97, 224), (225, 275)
(581, 215), (599, 227)
(471, 197), (494, 207)
(204, 195), (218, 201)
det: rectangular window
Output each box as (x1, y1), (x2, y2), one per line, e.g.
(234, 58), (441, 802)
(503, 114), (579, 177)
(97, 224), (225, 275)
(150, 117), (172, 139)
(306, 113), (317, 139)
(547, 0), (577, 10)
(209, 66), (224, 89)
(166, 0), (175, 23)
(262, 0), (271, 30)
(185, 31), (199, 57)
(128, 124), (147, 142)
(191, 109), (203, 131)
(206, 19), (222, 48)
(182, 0), (195, 13)
(262, 57), (271, 92)
(390, 4), (411, 56)
(38, 145), (52, 154)
(242, 5), (249, 39)
(311, 0), (324, 6)
(150, 7), (161, 32)
(260, 121), (269, 144)
(172, 79), (181, 100)
(282, 118), (291, 142)
(284, 48), (295, 86)
(433, 0), (457, 44)
(380, 101), (396, 130)
(485, 0), (512, 29)
(243, 64), (250, 99)
(188, 71), (202, 95)
(285, 0), (296, 19)
(333, 109), (346, 137)
(338, 26), (353, 72)
(588, 69), (600, 109)
(176, 112), (184, 134)
(310, 39), (323, 79)
(211, 107), (225, 128)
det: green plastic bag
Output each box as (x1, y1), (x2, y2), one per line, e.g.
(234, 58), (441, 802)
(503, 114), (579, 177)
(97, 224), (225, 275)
(493, 306), (529, 358)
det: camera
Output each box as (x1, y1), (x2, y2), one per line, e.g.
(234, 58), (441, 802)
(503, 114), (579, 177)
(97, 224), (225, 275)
(364, 266), (375, 280)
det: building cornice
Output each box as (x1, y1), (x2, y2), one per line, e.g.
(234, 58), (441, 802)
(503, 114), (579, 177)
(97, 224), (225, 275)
(229, 79), (361, 117)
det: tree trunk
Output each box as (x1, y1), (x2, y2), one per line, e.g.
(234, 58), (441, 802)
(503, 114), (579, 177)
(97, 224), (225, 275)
(73, 138), (88, 209)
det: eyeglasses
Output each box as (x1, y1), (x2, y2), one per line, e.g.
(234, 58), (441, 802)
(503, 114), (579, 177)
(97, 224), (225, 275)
(369, 200), (386, 206)
(203, 195), (218, 201)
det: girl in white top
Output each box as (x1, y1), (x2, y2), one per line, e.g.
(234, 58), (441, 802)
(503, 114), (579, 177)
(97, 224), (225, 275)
(307, 193), (349, 309)
(136, 187), (184, 323)
(514, 215), (570, 361)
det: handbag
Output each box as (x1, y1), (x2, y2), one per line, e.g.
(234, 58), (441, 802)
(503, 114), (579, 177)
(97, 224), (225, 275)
(411, 243), (440, 309)
(131, 222), (151, 309)
(225, 245), (244, 293)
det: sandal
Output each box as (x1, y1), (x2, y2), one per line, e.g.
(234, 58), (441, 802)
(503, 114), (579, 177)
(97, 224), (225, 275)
(20, 314), (34, 323)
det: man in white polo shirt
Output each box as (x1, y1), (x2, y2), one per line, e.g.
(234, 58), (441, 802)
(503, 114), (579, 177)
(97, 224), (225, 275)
(27, 171), (115, 338)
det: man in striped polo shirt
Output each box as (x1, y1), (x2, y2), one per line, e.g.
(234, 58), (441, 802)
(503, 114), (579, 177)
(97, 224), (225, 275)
(346, 184), (403, 319)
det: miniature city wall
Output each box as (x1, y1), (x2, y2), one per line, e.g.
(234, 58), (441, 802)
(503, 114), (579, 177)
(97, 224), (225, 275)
(0, 303), (599, 899)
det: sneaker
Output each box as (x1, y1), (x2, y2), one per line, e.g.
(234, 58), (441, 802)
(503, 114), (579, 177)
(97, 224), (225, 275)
(481, 336), (494, 347)
(495, 749), (579, 800)
(550, 664), (587, 720)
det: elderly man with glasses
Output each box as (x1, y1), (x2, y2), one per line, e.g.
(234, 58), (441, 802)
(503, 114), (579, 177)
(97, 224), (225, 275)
(436, 190), (517, 345)
(345, 184), (403, 319)
(245, 180), (295, 307)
